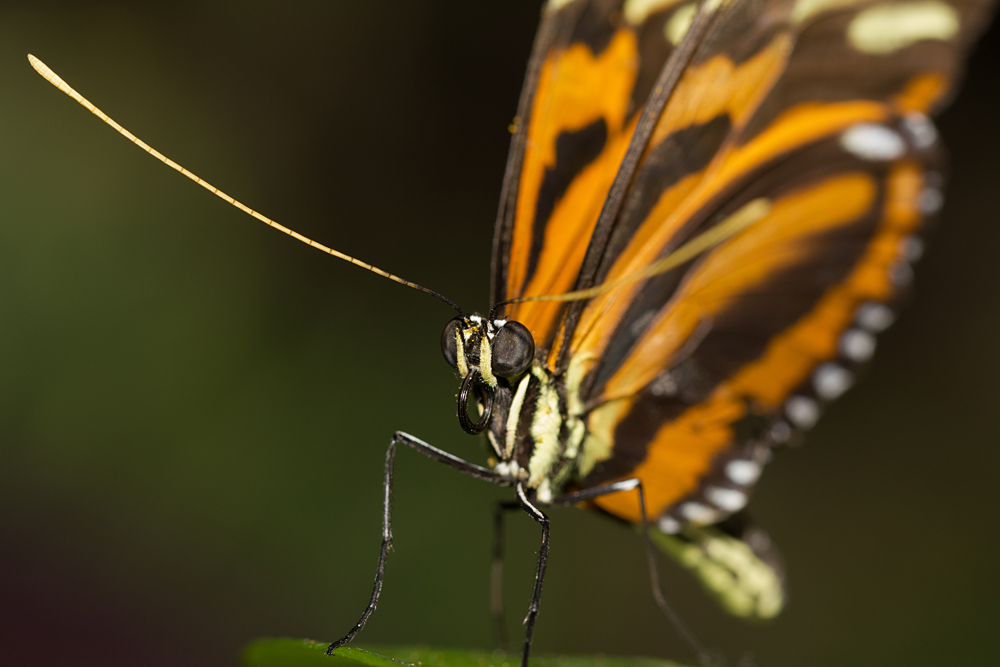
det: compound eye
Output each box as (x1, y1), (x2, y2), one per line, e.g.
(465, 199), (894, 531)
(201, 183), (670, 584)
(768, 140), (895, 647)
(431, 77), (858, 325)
(441, 317), (462, 368)
(491, 321), (534, 378)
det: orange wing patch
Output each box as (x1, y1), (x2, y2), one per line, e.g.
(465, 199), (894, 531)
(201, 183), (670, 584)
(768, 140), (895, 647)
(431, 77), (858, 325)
(506, 29), (640, 346)
(595, 394), (747, 522)
(604, 172), (878, 400)
(647, 35), (793, 149)
(569, 98), (891, 372)
(894, 73), (950, 114)
(590, 164), (924, 522)
(728, 162), (923, 409)
(543, 35), (795, 368)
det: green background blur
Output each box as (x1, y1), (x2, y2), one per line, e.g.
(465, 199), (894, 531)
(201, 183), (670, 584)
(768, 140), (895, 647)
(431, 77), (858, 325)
(2, 3), (999, 666)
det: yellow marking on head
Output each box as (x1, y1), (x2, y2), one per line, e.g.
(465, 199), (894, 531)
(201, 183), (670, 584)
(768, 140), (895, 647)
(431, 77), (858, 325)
(479, 335), (498, 389)
(848, 2), (959, 55)
(665, 3), (698, 44)
(26, 55), (447, 304)
(505, 373), (532, 458)
(455, 328), (469, 378)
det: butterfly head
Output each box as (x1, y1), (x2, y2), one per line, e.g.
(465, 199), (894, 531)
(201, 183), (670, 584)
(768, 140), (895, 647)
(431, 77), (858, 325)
(441, 314), (534, 435)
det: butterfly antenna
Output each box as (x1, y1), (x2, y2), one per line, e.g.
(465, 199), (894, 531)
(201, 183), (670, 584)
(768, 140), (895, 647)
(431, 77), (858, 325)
(496, 197), (771, 312)
(27, 54), (463, 315)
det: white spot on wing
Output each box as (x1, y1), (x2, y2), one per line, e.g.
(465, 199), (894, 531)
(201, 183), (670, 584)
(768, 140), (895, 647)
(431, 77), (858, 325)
(848, 1), (960, 55)
(840, 328), (877, 362)
(855, 301), (895, 332)
(919, 187), (944, 214)
(890, 261), (914, 287)
(769, 421), (792, 444)
(725, 459), (762, 486)
(899, 236), (925, 263)
(786, 395), (820, 429)
(903, 112), (938, 149)
(706, 486), (749, 512)
(679, 501), (718, 524)
(813, 363), (855, 400)
(841, 124), (906, 161)
(649, 371), (679, 397)
(658, 515), (682, 534)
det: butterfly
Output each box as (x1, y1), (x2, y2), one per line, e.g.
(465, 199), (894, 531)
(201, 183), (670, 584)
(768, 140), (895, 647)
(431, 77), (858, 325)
(28, 0), (996, 664)
(334, 0), (995, 660)
(439, 0), (993, 660)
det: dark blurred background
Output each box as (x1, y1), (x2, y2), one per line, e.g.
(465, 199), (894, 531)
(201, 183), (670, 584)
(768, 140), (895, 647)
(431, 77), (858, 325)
(1, 2), (998, 666)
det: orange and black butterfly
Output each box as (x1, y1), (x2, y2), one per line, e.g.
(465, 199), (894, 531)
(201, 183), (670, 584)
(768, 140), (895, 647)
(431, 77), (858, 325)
(29, 0), (996, 664)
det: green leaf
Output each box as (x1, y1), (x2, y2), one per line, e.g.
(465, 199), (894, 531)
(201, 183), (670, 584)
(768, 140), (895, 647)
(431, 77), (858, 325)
(242, 639), (695, 667)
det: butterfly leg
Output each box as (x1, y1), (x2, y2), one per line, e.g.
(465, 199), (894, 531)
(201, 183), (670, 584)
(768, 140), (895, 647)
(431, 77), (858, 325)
(492, 499), (522, 653)
(514, 482), (551, 667)
(514, 480), (656, 667)
(549, 480), (713, 666)
(327, 431), (508, 655)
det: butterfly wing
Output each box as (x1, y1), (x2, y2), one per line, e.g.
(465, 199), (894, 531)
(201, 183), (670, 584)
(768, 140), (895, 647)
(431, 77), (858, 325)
(491, 0), (808, 352)
(491, 0), (710, 350)
(491, 0), (992, 617)
(494, 0), (991, 519)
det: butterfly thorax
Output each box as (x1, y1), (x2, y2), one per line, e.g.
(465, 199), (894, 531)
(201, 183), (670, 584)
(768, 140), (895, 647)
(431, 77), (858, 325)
(494, 361), (592, 504)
